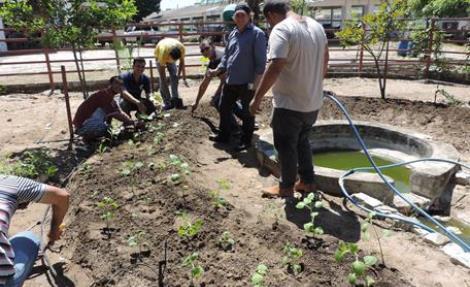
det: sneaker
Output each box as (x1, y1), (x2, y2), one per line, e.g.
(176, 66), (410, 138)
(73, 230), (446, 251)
(262, 186), (294, 198)
(162, 103), (174, 111)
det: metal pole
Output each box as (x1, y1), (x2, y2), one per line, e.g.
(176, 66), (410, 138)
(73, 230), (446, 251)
(149, 60), (155, 93)
(425, 18), (435, 79)
(61, 65), (74, 148)
(383, 39), (390, 97)
(44, 48), (55, 91)
(178, 23), (183, 43)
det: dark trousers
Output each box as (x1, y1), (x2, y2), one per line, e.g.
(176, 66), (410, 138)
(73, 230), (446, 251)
(119, 98), (157, 116)
(218, 84), (255, 144)
(271, 108), (319, 188)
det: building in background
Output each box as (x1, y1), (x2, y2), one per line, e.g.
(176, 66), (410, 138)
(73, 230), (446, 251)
(0, 0), (7, 52)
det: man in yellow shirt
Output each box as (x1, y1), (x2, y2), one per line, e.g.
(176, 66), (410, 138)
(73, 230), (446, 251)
(154, 38), (186, 110)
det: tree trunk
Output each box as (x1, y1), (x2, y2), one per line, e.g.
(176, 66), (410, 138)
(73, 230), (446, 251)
(72, 43), (87, 99)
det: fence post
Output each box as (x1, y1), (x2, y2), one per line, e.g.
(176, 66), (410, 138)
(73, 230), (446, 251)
(61, 65), (74, 149)
(149, 60), (155, 93)
(43, 48), (55, 91)
(424, 18), (435, 79)
(178, 22), (183, 42)
(112, 29), (122, 74)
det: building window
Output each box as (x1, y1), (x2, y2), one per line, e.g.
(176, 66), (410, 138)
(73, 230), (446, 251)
(351, 6), (364, 19)
(314, 7), (342, 28)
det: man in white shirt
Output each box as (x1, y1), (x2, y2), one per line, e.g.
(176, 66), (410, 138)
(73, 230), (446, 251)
(250, 0), (329, 197)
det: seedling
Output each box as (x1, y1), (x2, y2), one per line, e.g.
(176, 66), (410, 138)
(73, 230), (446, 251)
(98, 139), (108, 158)
(177, 214), (204, 240)
(218, 231), (235, 251)
(168, 173), (182, 185)
(209, 190), (228, 210)
(169, 154), (191, 175)
(251, 264), (268, 287)
(181, 252), (204, 284)
(97, 196), (119, 238)
(120, 160), (144, 194)
(295, 192), (324, 236)
(127, 230), (147, 261)
(0, 149), (58, 180)
(154, 132), (165, 144)
(216, 179), (231, 190)
(282, 243), (303, 276)
(335, 241), (377, 287)
(361, 212), (385, 265)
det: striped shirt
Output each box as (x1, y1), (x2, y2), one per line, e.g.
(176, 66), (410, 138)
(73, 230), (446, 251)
(0, 175), (45, 284)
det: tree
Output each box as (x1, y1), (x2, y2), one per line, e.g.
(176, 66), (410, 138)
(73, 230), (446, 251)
(336, 0), (409, 99)
(247, 0), (262, 23)
(133, 0), (160, 22)
(0, 0), (136, 98)
(407, 0), (470, 17)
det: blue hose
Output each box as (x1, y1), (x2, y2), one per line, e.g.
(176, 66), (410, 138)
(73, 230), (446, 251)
(324, 92), (470, 252)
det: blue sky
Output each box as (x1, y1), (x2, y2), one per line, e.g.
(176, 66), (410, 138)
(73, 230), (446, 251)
(161, 0), (198, 11)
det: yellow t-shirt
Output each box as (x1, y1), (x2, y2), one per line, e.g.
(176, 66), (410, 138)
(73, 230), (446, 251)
(154, 38), (185, 65)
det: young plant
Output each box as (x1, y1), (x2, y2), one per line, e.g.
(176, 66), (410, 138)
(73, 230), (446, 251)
(216, 178), (231, 190)
(177, 214), (204, 240)
(120, 160), (144, 194)
(361, 212), (385, 265)
(218, 231), (235, 251)
(335, 241), (377, 287)
(1, 149), (58, 180)
(282, 243), (303, 276)
(97, 196), (119, 238)
(182, 252), (204, 283)
(251, 264), (268, 287)
(154, 131), (165, 144)
(169, 154), (191, 175)
(127, 230), (147, 261)
(209, 190), (228, 210)
(295, 192), (324, 236)
(98, 139), (109, 158)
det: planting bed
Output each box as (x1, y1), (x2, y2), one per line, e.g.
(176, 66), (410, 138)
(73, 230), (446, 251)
(62, 111), (411, 286)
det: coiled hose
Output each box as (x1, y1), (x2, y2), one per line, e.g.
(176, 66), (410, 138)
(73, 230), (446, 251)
(324, 92), (470, 252)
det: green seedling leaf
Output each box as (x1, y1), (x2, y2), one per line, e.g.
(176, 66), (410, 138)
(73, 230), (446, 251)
(192, 265), (204, 279)
(335, 242), (351, 262)
(251, 273), (264, 285)
(352, 260), (366, 276)
(256, 264), (268, 275)
(295, 202), (306, 209)
(347, 272), (357, 285)
(314, 201), (323, 209)
(314, 227), (324, 235)
(363, 255), (377, 267)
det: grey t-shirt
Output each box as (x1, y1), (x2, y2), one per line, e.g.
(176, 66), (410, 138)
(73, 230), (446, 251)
(268, 16), (327, 112)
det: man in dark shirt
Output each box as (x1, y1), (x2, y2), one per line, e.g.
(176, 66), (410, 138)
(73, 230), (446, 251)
(73, 76), (138, 141)
(208, 3), (267, 151)
(119, 57), (157, 117)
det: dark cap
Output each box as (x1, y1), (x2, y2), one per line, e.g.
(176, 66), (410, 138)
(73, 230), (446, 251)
(234, 2), (251, 15)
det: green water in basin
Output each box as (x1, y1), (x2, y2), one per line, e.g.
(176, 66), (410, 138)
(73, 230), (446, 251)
(312, 150), (470, 244)
(313, 150), (412, 193)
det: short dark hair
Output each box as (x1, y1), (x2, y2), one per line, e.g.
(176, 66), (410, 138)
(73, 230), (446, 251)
(169, 47), (182, 61)
(133, 57), (146, 66)
(109, 76), (123, 84)
(263, 0), (290, 17)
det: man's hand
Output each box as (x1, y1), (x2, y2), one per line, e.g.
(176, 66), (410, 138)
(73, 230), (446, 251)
(250, 100), (262, 116)
(137, 102), (147, 114)
(207, 69), (219, 78)
(48, 223), (65, 245)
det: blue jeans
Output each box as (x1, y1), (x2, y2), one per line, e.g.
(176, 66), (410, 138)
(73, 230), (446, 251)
(157, 62), (179, 107)
(3, 231), (40, 287)
(76, 108), (109, 140)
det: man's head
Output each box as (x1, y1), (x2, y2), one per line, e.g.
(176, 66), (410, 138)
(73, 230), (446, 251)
(132, 57), (146, 77)
(233, 2), (251, 29)
(169, 47), (182, 63)
(263, 0), (290, 28)
(109, 76), (124, 93)
(199, 39), (213, 58)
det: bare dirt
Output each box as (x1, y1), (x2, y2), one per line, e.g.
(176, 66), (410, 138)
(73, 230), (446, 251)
(0, 78), (469, 287)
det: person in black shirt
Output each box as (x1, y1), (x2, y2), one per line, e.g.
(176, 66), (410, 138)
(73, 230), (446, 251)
(119, 57), (157, 117)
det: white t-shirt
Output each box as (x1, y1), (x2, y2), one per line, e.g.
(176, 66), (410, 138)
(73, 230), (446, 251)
(268, 16), (327, 112)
